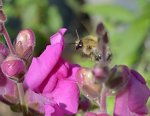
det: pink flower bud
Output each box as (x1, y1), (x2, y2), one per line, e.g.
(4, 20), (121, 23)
(15, 29), (35, 60)
(0, 43), (8, 64)
(92, 64), (108, 82)
(1, 55), (26, 82)
(77, 68), (102, 100)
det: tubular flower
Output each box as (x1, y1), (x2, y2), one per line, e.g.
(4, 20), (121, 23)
(114, 65), (150, 116)
(24, 28), (80, 116)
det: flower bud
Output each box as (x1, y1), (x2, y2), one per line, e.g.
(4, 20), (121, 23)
(1, 55), (26, 82)
(92, 63), (108, 82)
(15, 29), (35, 60)
(77, 68), (102, 100)
(105, 65), (130, 93)
(0, 43), (8, 64)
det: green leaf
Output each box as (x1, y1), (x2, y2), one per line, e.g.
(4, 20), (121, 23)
(0, 37), (4, 43)
(3, 4), (16, 17)
(21, 4), (39, 28)
(47, 6), (63, 32)
(82, 4), (135, 23)
(111, 19), (150, 66)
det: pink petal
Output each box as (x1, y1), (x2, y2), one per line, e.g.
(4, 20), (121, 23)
(24, 29), (67, 90)
(114, 69), (150, 116)
(0, 71), (18, 104)
(50, 79), (79, 115)
(24, 44), (63, 90)
(50, 28), (67, 47)
(42, 58), (69, 93)
(41, 74), (58, 93)
(128, 77), (149, 114)
(130, 70), (146, 84)
(114, 89), (132, 116)
(68, 64), (80, 81)
(51, 104), (65, 116)
(44, 105), (55, 116)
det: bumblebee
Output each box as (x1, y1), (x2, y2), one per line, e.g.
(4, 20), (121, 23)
(75, 31), (112, 62)
(75, 23), (112, 62)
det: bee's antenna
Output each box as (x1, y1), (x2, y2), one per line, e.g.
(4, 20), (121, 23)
(75, 29), (80, 41)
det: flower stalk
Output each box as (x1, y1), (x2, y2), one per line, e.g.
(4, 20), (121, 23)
(17, 82), (28, 116)
(99, 84), (108, 113)
(1, 24), (16, 54)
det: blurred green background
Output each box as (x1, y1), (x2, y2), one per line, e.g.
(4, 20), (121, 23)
(0, 0), (150, 115)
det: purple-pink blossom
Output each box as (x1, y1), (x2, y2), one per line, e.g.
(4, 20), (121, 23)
(114, 65), (150, 116)
(23, 28), (80, 116)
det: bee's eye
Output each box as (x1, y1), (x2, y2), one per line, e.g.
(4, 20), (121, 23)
(95, 54), (102, 61)
(76, 40), (83, 50)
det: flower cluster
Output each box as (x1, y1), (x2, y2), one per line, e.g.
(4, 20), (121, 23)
(0, 5), (150, 116)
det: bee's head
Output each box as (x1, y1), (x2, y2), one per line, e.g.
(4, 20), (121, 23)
(76, 40), (83, 50)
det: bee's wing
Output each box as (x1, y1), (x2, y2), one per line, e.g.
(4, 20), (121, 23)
(96, 23), (109, 63)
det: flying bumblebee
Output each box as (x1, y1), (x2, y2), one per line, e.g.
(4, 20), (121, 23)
(75, 23), (112, 63)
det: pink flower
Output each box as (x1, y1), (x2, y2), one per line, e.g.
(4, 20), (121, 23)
(114, 65), (150, 116)
(23, 28), (80, 116)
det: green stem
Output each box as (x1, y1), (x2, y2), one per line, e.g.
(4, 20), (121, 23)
(99, 84), (108, 113)
(17, 83), (28, 116)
